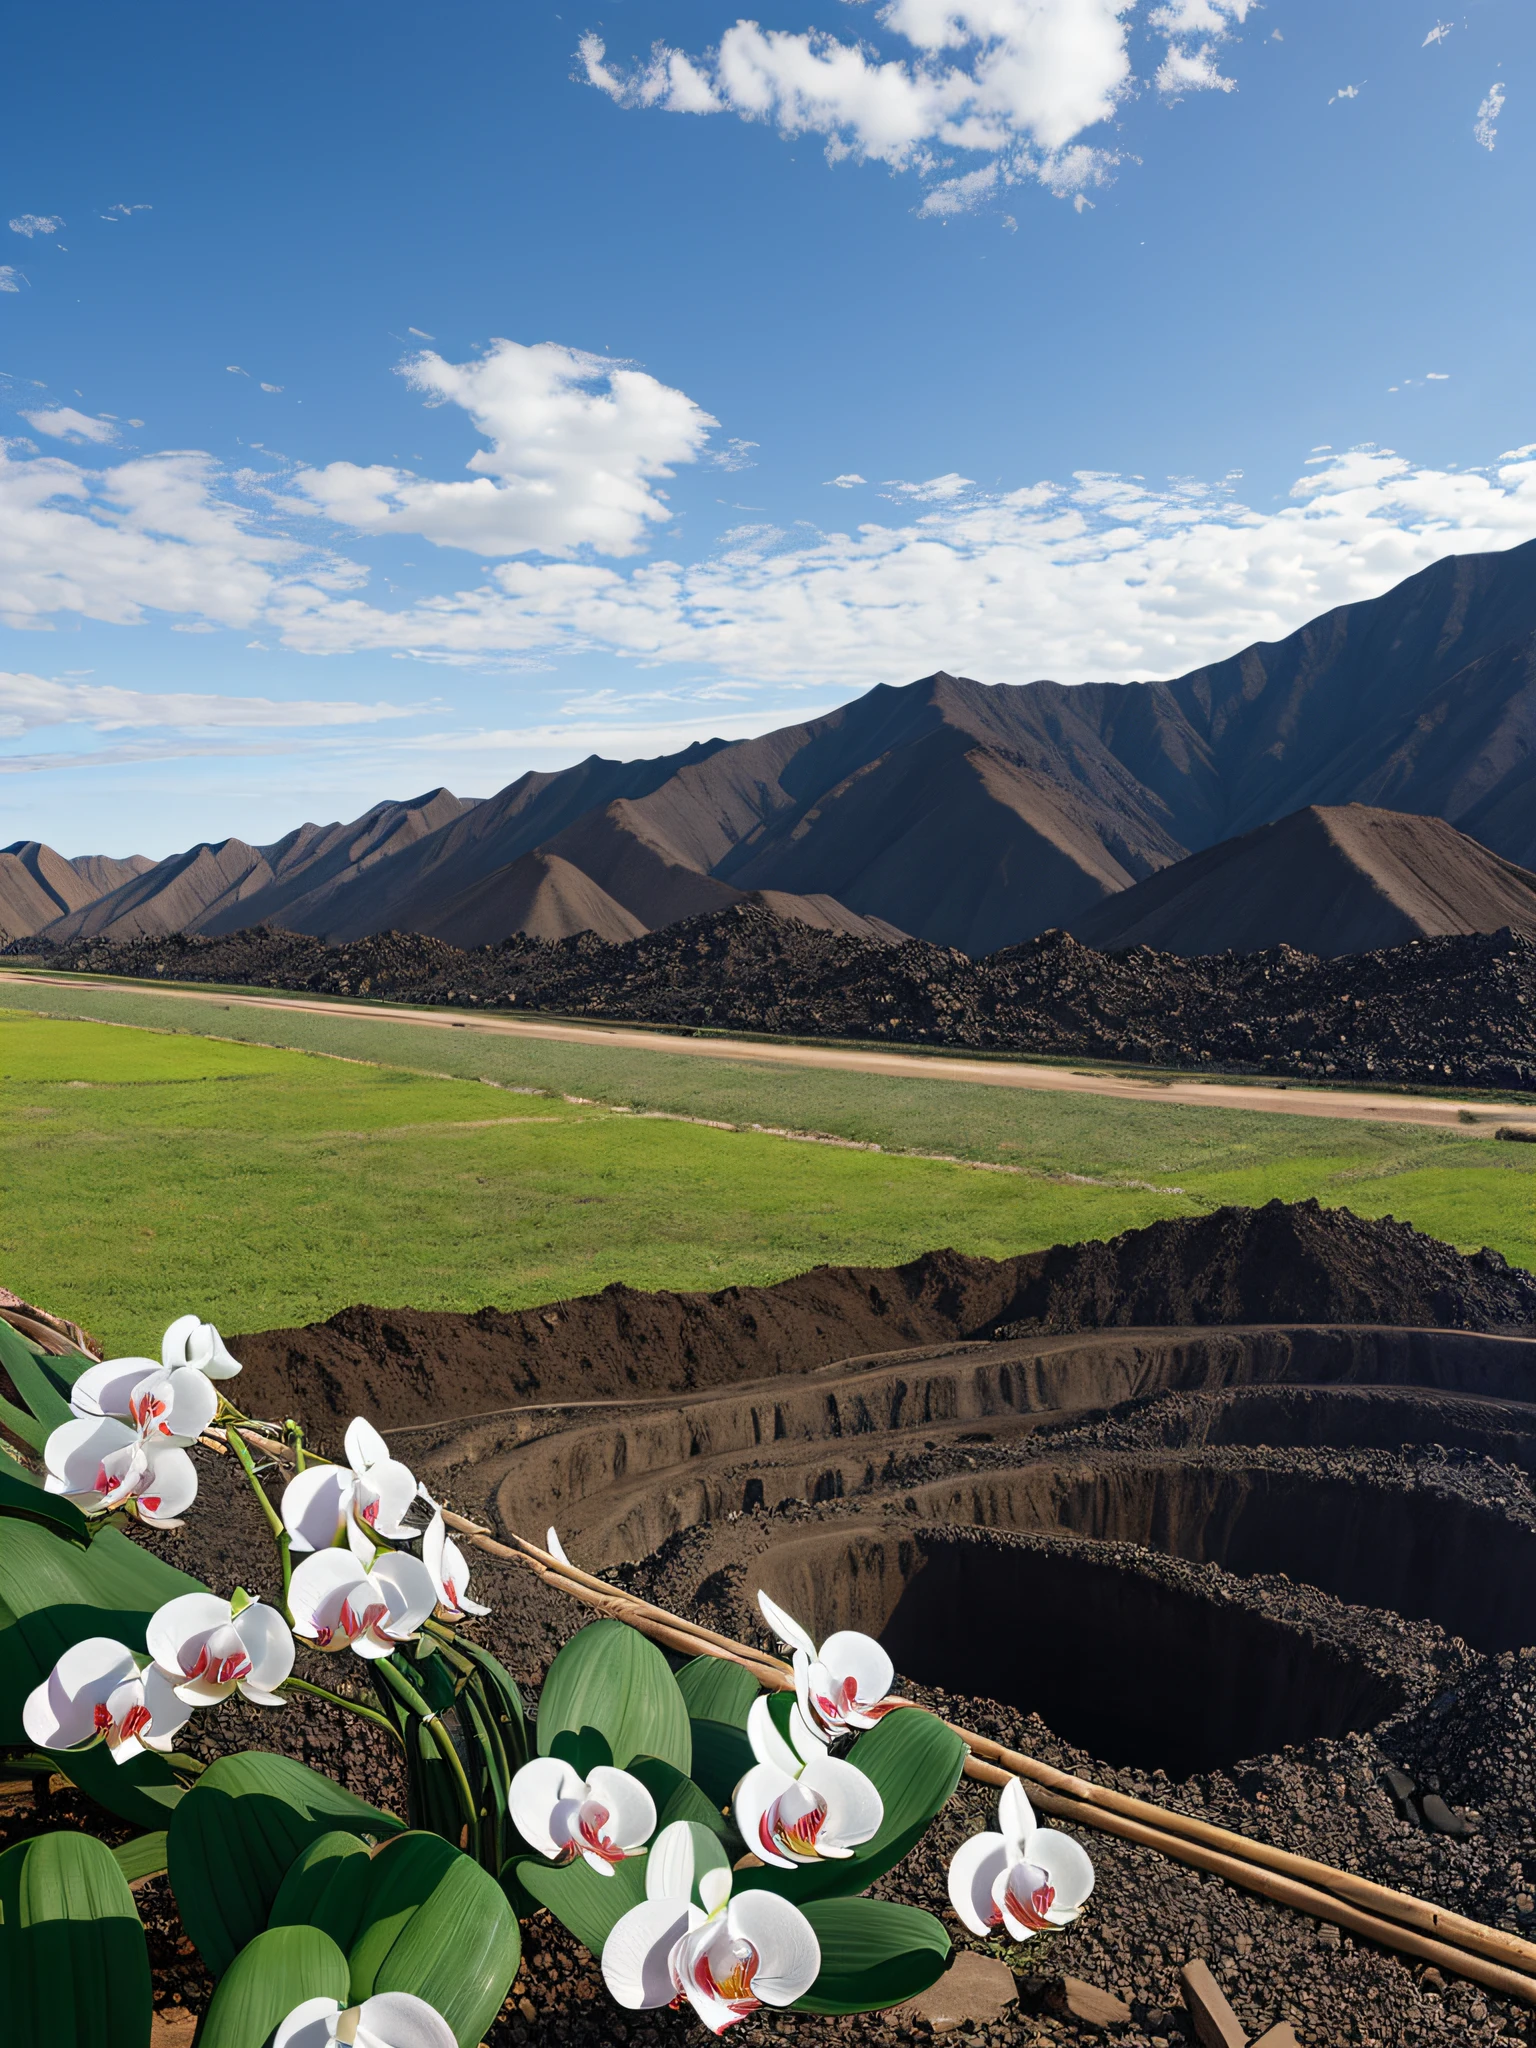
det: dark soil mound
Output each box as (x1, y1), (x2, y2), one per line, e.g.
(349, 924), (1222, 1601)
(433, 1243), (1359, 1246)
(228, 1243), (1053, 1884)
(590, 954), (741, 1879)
(230, 1201), (1536, 1434)
(22, 904), (1536, 1090)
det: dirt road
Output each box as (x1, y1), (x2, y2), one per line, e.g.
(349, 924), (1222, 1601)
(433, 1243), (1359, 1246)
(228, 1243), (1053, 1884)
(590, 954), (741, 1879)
(6, 969), (1534, 1133)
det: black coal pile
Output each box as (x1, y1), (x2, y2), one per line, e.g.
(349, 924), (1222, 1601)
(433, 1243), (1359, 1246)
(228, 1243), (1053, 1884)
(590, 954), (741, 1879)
(19, 902), (1536, 1090)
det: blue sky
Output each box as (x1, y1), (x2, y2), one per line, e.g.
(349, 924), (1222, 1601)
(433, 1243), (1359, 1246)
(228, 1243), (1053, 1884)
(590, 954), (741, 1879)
(2, 0), (1532, 856)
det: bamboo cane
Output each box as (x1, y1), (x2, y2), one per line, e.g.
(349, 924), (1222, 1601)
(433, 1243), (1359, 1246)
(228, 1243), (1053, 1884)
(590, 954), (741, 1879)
(227, 1429), (1536, 1996)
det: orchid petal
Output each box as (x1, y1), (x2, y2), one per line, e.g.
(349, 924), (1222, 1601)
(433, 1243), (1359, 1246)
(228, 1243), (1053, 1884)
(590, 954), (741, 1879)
(756, 1591), (817, 1663)
(584, 1766), (657, 1856)
(344, 1415), (392, 1477)
(797, 1752), (884, 1854)
(509, 1755), (587, 1859)
(731, 1761), (805, 1869)
(368, 1551), (436, 1642)
(354, 1457), (420, 1541)
(162, 1314), (241, 1379)
(129, 1367), (218, 1447)
(998, 1774), (1038, 1852)
(815, 1631), (894, 1722)
(726, 1890), (821, 2007)
(22, 1636), (138, 1749)
(133, 1444), (198, 1526)
(68, 1357), (159, 1421)
(697, 1865), (731, 1917)
(545, 1526), (573, 1566)
(745, 1692), (806, 1778)
(352, 1992), (457, 2048)
(422, 1511), (489, 1617)
(272, 1998), (341, 2048)
(41, 1413), (136, 1505)
(160, 1315), (202, 1370)
(947, 1829), (1010, 1938)
(994, 1856), (1055, 1942)
(139, 1665), (193, 1751)
(288, 1547), (368, 1647)
(235, 1600), (297, 1701)
(603, 1899), (701, 2010)
(281, 1464), (355, 1553)
(1028, 1827), (1096, 1920)
(645, 1819), (701, 1904)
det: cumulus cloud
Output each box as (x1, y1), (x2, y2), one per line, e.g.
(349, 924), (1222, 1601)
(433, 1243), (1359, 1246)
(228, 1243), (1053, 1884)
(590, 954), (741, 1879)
(581, 0), (1253, 214)
(0, 670), (419, 740)
(20, 407), (118, 445)
(264, 442), (1536, 688)
(1475, 82), (1505, 150)
(9, 214), (64, 237)
(288, 339), (718, 557)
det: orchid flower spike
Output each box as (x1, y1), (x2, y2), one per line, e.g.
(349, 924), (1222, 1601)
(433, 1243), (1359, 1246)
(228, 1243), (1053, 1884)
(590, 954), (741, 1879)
(146, 1590), (295, 1706)
(603, 1820), (821, 2034)
(508, 1756), (656, 1873)
(733, 1691), (883, 1868)
(273, 1991), (455, 2048)
(287, 1547), (436, 1659)
(756, 1591), (897, 1741)
(422, 1507), (489, 1620)
(160, 1313), (242, 1381)
(947, 1776), (1095, 1942)
(22, 1636), (190, 1765)
(280, 1416), (420, 1563)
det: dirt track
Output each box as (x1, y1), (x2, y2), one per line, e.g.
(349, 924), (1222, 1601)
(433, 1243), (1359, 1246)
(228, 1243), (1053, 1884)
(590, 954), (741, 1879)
(8, 970), (1536, 1132)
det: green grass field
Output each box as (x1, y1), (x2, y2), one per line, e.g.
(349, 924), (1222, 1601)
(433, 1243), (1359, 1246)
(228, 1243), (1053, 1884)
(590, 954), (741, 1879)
(3, 983), (1532, 1355)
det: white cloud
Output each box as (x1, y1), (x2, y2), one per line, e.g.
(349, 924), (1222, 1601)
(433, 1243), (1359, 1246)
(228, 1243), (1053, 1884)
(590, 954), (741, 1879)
(1425, 371), (1449, 380)
(825, 473), (868, 487)
(9, 214), (64, 237)
(227, 364), (249, 376)
(581, 1), (1252, 214)
(288, 339), (717, 558)
(1329, 84), (1362, 104)
(710, 438), (759, 471)
(408, 327), (435, 340)
(20, 407), (118, 445)
(260, 382), (284, 394)
(1423, 22), (1452, 47)
(0, 268), (21, 293)
(264, 442), (1536, 690)
(1475, 82), (1505, 151)
(0, 670), (421, 740)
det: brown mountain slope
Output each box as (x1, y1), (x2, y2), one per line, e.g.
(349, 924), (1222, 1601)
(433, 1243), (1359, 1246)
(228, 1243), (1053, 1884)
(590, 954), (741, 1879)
(540, 800), (745, 928)
(0, 841), (154, 938)
(42, 839), (280, 943)
(1070, 804), (1536, 957)
(746, 892), (909, 941)
(422, 850), (647, 947)
(198, 789), (475, 937)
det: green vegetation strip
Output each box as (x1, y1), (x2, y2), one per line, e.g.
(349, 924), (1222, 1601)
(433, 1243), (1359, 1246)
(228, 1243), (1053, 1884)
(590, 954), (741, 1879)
(2, 985), (1531, 1354)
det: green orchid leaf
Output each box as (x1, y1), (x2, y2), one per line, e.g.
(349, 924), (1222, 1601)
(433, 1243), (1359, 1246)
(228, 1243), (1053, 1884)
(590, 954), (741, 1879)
(0, 1321), (75, 1434)
(672, 1653), (760, 1728)
(625, 1754), (735, 1847)
(513, 1846), (649, 1959)
(268, 1829), (374, 1950)
(685, 1716), (756, 1810)
(0, 1828), (152, 2048)
(739, 1708), (966, 1905)
(110, 1831), (169, 1886)
(792, 1897), (952, 2014)
(197, 1925), (351, 2048)
(0, 1466), (90, 1545)
(537, 1619), (690, 1774)
(341, 1830), (523, 2048)
(167, 1750), (402, 1978)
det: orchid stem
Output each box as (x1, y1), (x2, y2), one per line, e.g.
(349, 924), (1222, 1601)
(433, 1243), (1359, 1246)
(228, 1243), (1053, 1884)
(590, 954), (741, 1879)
(224, 1425), (283, 1542)
(282, 1673), (403, 1742)
(374, 1657), (480, 1832)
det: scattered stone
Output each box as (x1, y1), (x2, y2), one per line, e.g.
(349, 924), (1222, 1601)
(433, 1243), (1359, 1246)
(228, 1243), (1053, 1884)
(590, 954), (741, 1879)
(1381, 1765), (1419, 1818)
(1418, 1791), (1474, 1838)
(892, 1950), (1018, 2033)
(1179, 1959), (1249, 2048)
(1042, 1975), (1134, 2029)
(1250, 2028), (1302, 2048)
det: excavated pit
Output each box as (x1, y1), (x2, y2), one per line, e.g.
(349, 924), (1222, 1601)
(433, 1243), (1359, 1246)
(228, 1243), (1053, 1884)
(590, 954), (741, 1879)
(751, 1524), (1407, 1778)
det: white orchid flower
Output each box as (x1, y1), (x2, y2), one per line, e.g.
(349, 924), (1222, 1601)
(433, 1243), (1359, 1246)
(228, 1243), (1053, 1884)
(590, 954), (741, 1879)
(603, 1820), (820, 2035)
(69, 1361), (219, 1443)
(421, 1507), (489, 1620)
(756, 1591), (897, 1741)
(287, 1547), (436, 1659)
(160, 1313), (242, 1380)
(22, 1636), (191, 1764)
(508, 1756), (657, 1872)
(273, 1990), (454, 2048)
(42, 1411), (201, 1527)
(281, 1417), (421, 1563)
(947, 1776), (1095, 1942)
(732, 1691), (883, 1868)
(145, 1590), (295, 1707)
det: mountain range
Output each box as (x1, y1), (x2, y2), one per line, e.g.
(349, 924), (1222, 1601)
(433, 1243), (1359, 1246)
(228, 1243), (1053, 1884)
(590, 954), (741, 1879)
(9, 535), (1536, 959)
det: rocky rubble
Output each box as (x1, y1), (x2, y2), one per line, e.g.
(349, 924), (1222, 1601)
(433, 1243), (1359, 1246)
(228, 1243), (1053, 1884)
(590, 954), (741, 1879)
(17, 904), (1536, 1090)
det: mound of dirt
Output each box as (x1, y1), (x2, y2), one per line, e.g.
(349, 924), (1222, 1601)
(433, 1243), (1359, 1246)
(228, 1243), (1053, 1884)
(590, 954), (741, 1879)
(23, 901), (1536, 1089)
(229, 1201), (1536, 1435)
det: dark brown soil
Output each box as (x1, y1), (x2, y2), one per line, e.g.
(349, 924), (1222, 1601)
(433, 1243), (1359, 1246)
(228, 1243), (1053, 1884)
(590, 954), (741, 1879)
(228, 1200), (1536, 1438)
(19, 905), (1536, 1090)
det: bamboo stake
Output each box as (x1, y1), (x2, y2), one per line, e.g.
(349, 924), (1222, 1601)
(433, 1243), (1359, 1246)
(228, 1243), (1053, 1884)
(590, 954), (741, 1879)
(227, 1428), (1536, 1996)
